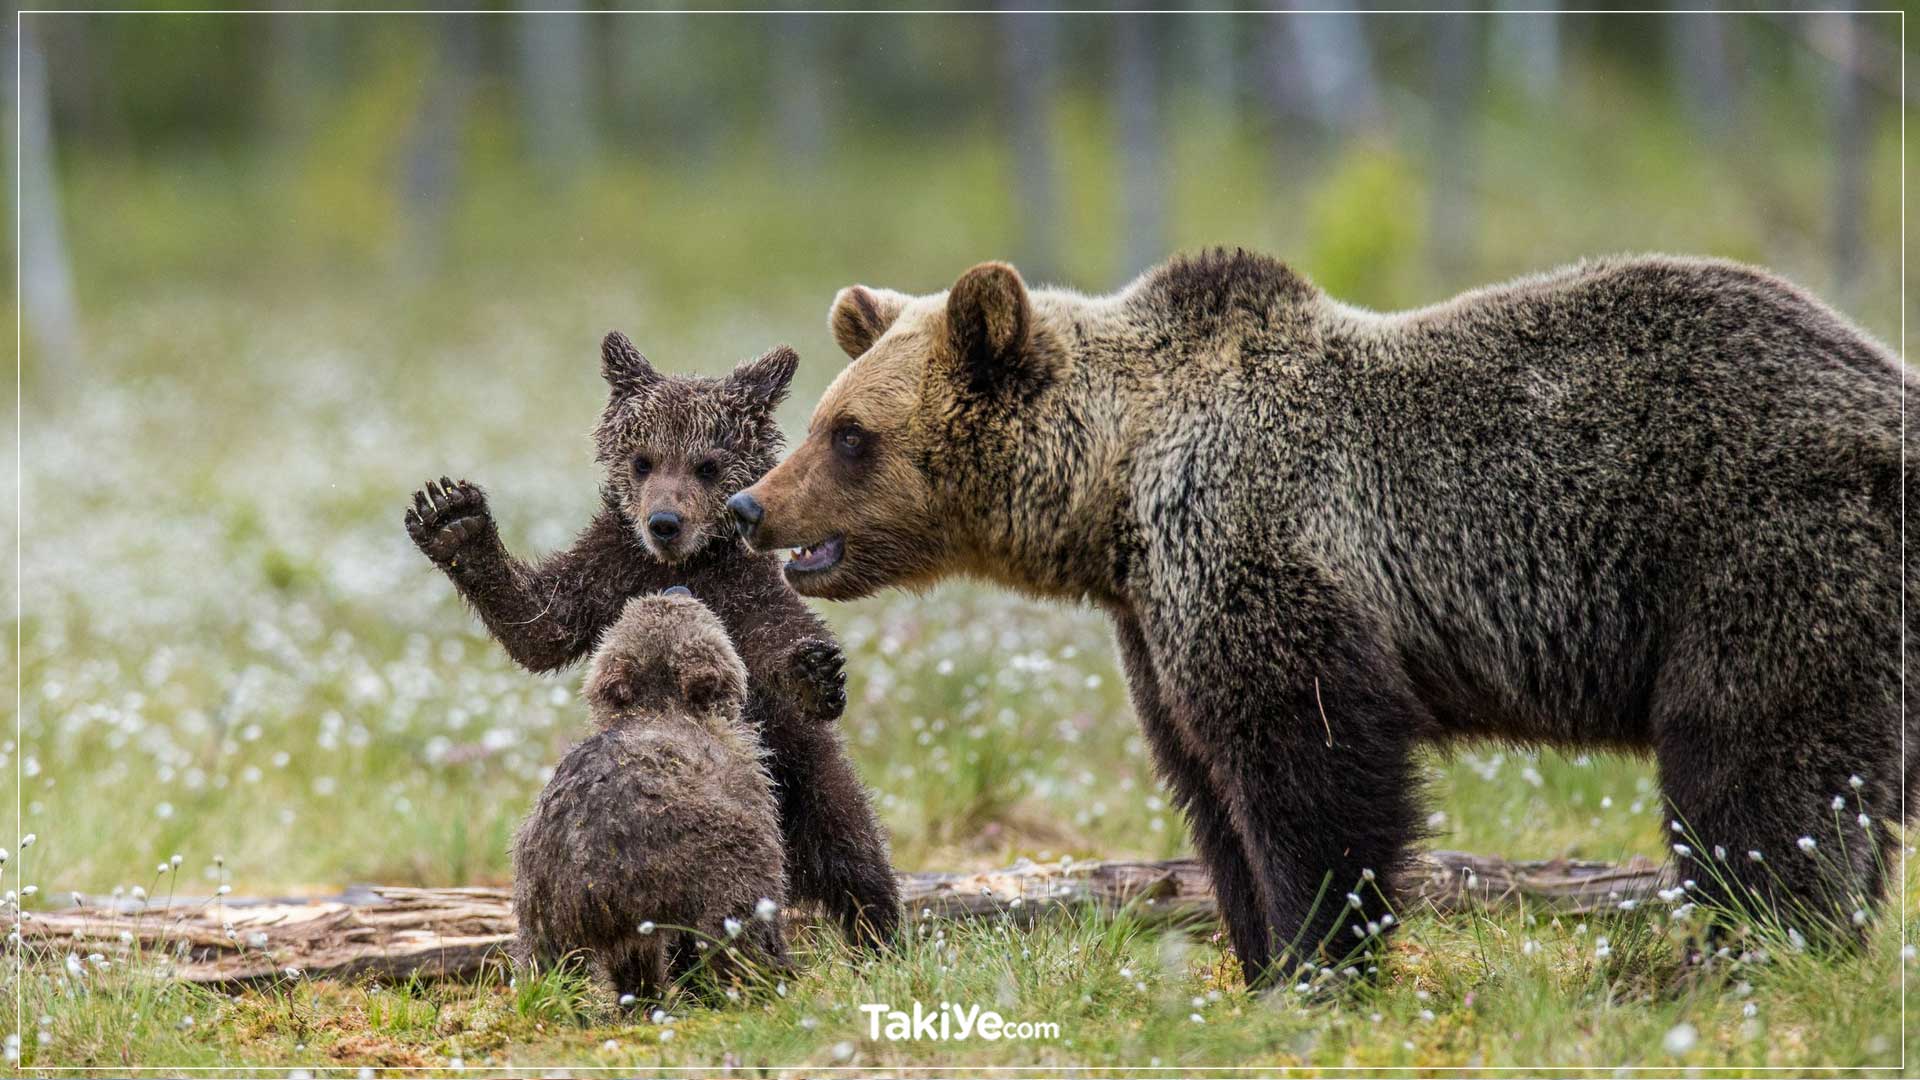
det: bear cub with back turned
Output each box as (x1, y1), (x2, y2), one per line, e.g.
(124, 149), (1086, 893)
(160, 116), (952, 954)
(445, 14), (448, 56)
(513, 592), (789, 1001)
(406, 333), (899, 946)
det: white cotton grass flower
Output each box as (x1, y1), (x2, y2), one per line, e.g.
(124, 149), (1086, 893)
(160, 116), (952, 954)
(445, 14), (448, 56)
(1670, 820), (1684, 833)
(169, 854), (183, 868)
(1859, 813), (1873, 829)
(1663, 1023), (1698, 1055)
(1672, 844), (1691, 858)
(755, 897), (779, 921)
(19, 835), (35, 849)
(1853, 909), (1869, 927)
(1346, 892), (1363, 910)
(723, 917), (743, 939)
(1832, 796), (1847, 811)
(1713, 845), (1727, 860)
(1796, 837), (1817, 854)
(637, 921), (655, 935)
(1850, 775), (1865, 790)
(618, 994), (637, 1008)
(1747, 850), (1764, 862)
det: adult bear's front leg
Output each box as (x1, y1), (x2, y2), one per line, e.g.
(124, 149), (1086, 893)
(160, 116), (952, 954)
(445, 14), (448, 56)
(1112, 610), (1278, 984)
(1136, 554), (1429, 984)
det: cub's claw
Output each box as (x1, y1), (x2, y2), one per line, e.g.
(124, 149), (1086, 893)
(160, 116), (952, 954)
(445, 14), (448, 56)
(405, 477), (496, 566)
(789, 638), (848, 721)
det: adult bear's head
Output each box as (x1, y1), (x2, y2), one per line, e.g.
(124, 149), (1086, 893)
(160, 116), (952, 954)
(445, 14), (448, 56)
(729, 260), (1071, 601)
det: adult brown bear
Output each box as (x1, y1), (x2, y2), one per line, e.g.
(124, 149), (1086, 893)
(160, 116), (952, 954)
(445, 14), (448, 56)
(729, 249), (1911, 986)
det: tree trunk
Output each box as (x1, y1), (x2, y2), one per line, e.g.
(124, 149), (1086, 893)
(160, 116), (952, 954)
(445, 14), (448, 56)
(399, 17), (478, 276)
(516, 1), (594, 178)
(997, 3), (1062, 283)
(1826, 11), (1868, 308)
(1494, 2), (1558, 103)
(1112, 10), (1165, 284)
(19, 19), (80, 371)
(1427, 14), (1477, 282)
(23, 851), (1670, 988)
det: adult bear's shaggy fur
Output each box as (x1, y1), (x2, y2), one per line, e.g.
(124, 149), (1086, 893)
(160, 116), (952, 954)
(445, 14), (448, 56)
(735, 249), (1912, 986)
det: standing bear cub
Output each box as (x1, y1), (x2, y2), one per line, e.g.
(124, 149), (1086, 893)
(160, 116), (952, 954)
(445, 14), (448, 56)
(514, 592), (789, 1002)
(407, 334), (899, 947)
(731, 250), (1912, 986)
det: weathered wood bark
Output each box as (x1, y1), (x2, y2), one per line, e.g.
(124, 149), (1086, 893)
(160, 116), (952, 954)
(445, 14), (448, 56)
(20, 851), (1666, 988)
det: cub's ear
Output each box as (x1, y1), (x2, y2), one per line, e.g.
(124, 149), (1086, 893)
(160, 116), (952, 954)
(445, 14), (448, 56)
(724, 345), (800, 414)
(601, 331), (661, 394)
(946, 261), (1032, 395)
(676, 645), (745, 710)
(586, 659), (637, 711)
(829, 285), (910, 359)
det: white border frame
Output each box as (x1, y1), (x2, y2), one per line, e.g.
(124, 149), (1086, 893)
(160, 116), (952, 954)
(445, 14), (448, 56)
(10, 7), (1909, 1076)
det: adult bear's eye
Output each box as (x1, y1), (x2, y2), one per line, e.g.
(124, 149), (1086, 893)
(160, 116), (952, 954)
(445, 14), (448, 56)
(632, 455), (652, 478)
(696, 458), (721, 482)
(835, 425), (866, 458)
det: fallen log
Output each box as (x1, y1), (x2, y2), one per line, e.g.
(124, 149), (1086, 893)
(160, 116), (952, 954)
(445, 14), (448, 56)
(18, 850), (1667, 987)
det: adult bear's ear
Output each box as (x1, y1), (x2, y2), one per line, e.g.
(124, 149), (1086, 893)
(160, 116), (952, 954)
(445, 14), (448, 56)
(724, 344), (800, 414)
(601, 331), (660, 394)
(829, 285), (910, 359)
(946, 261), (1032, 396)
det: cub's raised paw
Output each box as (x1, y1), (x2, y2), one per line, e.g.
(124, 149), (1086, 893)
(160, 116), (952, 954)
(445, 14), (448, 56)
(788, 638), (848, 721)
(404, 476), (496, 566)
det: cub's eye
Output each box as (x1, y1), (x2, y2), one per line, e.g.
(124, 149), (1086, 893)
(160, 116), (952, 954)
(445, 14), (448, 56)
(695, 459), (721, 482)
(632, 455), (652, 478)
(834, 426), (866, 458)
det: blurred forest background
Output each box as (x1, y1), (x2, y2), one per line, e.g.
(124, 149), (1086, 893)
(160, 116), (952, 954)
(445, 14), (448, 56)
(12, 8), (1910, 362)
(5, 9), (1912, 893)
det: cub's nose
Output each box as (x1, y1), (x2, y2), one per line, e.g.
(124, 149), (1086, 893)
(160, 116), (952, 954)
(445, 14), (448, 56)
(727, 492), (764, 540)
(647, 511), (682, 542)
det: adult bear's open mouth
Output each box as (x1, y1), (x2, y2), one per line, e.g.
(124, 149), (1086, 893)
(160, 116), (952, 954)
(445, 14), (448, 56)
(784, 535), (845, 577)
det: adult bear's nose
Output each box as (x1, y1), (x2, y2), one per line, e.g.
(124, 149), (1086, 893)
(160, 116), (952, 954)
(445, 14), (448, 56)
(727, 492), (763, 540)
(647, 511), (682, 542)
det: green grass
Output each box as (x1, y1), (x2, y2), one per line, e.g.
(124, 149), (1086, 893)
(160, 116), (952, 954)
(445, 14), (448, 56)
(7, 69), (1914, 1072)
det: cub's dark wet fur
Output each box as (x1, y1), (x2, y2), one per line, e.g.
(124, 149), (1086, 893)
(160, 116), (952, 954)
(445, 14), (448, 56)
(513, 594), (788, 1001)
(407, 334), (899, 946)
(742, 249), (1912, 987)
